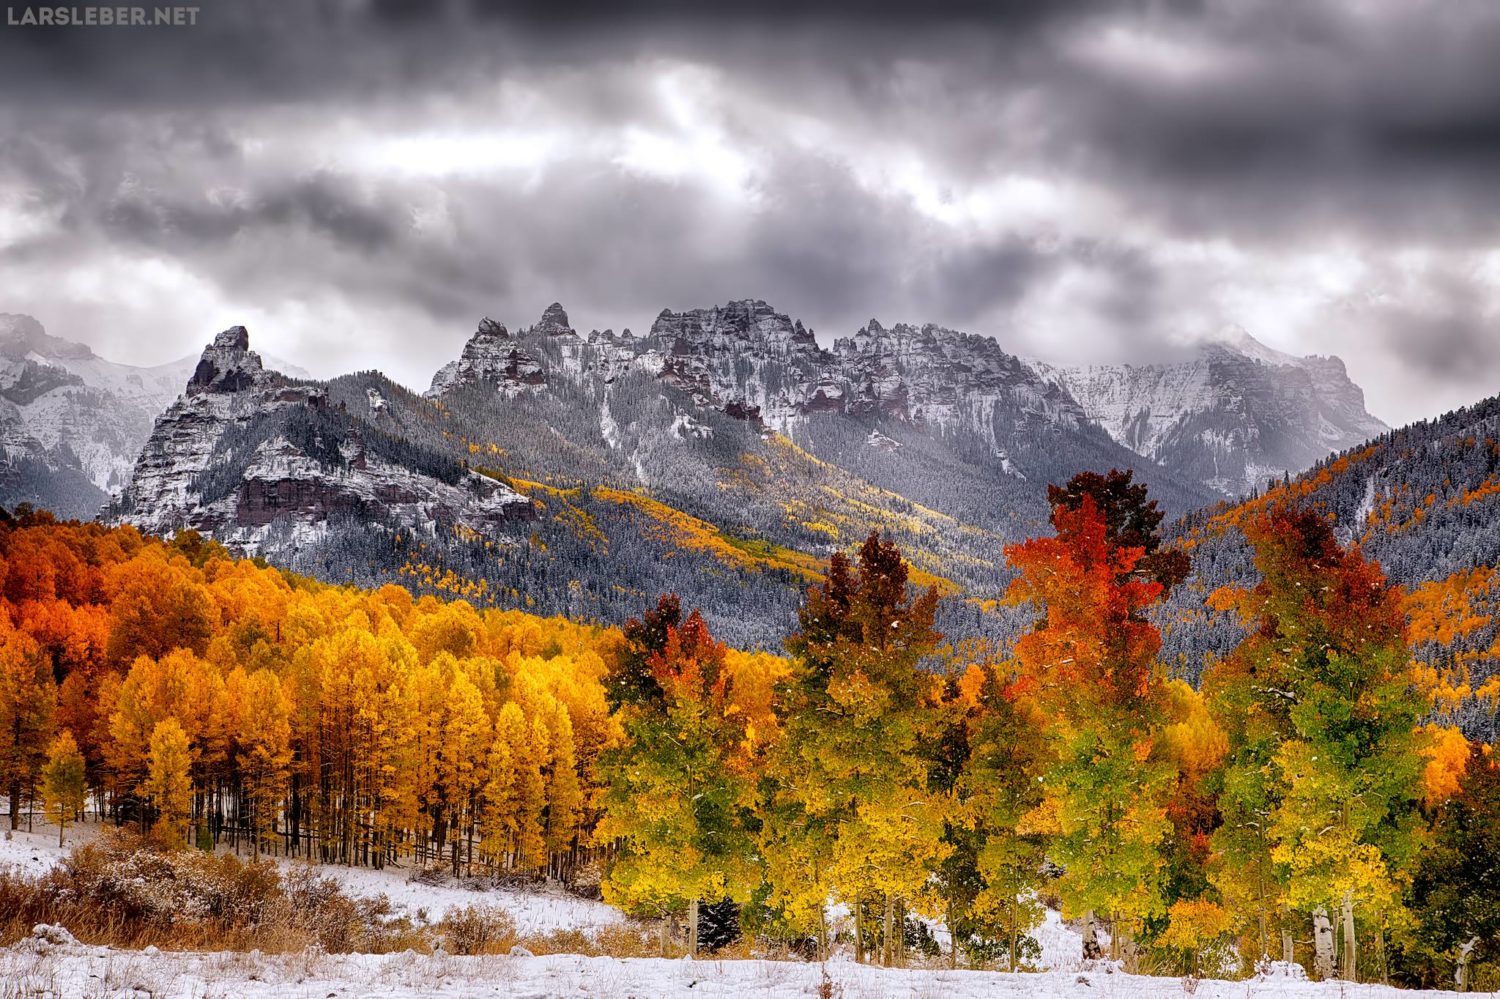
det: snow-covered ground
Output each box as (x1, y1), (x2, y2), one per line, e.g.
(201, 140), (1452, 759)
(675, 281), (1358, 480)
(293, 859), (624, 936)
(0, 824), (78, 877)
(0, 820), (622, 937)
(0, 938), (1463, 999)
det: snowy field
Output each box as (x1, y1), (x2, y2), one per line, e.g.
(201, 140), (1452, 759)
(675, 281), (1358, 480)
(0, 823), (1468, 998)
(0, 822), (623, 938)
(0, 941), (1468, 999)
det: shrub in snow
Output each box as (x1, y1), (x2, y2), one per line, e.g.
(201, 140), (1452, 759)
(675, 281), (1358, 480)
(0, 834), (425, 954)
(440, 904), (518, 956)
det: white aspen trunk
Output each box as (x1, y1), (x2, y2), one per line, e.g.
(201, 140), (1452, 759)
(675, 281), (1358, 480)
(1312, 907), (1336, 980)
(947, 902), (958, 969)
(876, 894), (888, 966)
(1281, 924), (1294, 965)
(1340, 894), (1357, 982)
(1082, 911), (1102, 960)
(1456, 935), (1480, 992)
(687, 898), (699, 958)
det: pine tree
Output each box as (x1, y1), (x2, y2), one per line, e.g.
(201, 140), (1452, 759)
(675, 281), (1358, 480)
(1407, 747), (1500, 990)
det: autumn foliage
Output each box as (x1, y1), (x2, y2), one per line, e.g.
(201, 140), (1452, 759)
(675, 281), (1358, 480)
(0, 485), (1494, 984)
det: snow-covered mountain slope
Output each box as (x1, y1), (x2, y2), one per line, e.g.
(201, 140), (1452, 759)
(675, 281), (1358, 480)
(1030, 326), (1387, 496)
(94, 300), (1385, 647)
(107, 325), (531, 555)
(0, 313), (308, 517)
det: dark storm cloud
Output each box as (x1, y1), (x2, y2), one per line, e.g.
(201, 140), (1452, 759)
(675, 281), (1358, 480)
(0, 0), (1497, 424)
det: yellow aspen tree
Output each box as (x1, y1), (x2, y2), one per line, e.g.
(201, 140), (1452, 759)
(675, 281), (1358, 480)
(0, 622), (56, 830)
(146, 717), (193, 848)
(41, 730), (87, 847)
(545, 700), (582, 879)
(440, 668), (491, 875)
(515, 712), (550, 873)
(481, 710), (518, 870)
(237, 669), (292, 855)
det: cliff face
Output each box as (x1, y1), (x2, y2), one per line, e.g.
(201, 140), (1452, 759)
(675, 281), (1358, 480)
(1030, 328), (1388, 496)
(422, 301), (1385, 500)
(0, 313), (197, 515)
(110, 326), (530, 554)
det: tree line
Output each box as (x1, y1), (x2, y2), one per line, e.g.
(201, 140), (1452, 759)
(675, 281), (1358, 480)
(0, 474), (1494, 989)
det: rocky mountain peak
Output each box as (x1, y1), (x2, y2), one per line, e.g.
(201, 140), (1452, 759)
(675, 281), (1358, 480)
(1030, 326), (1389, 496)
(534, 303), (575, 337)
(0, 313), (97, 361)
(648, 299), (818, 359)
(425, 317), (544, 397)
(188, 326), (267, 396)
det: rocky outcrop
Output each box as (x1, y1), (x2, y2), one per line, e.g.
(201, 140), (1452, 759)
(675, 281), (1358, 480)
(426, 318), (546, 396)
(188, 326), (269, 395)
(112, 325), (531, 553)
(533, 302), (575, 338)
(420, 300), (1381, 497)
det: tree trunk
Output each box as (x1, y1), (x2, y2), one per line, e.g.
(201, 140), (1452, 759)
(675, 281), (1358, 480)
(854, 898), (865, 965)
(883, 894), (896, 967)
(1312, 907), (1336, 980)
(947, 902), (958, 969)
(1281, 927), (1294, 965)
(687, 898), (699, 958)
(1082, 912), (1102, 961)
(1340, 894), (1357, 982)
(1456, 935), (1480, 992)
(1009, 909), (1020, 972)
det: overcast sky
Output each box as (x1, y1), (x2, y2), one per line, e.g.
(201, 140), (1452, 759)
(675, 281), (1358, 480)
(1, 0), (1497, 425)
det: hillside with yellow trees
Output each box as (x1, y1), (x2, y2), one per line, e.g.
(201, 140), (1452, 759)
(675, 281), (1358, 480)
(1161, 396), (1500, 743)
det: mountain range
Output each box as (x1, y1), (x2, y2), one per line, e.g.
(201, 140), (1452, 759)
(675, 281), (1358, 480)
(0, 313), (306, 519)
(0, 298), (1367, 647)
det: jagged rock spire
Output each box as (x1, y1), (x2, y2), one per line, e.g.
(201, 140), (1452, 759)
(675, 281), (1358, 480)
(187, 325), (265, 396)
(535, 303), (574, 337)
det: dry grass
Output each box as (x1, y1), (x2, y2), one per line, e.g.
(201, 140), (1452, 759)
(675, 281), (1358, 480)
(0, 830), (426, 955)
